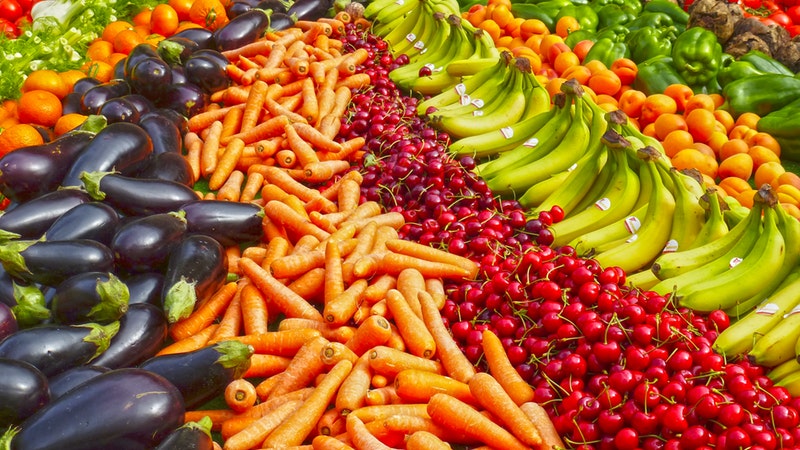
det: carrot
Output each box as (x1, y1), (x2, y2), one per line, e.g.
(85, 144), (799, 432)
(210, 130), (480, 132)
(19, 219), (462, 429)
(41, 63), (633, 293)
(334, 353), (371, 416)
(189, 104), (246, 133)
(317, 407), (346, 437)
(335, 178), (361, 212)
(298, 77), (319, 123)
(318, 18), (345, 36)
(168, 281), (238, 341)
(221, 103), (245, 142)
(321, 238), (344, 303)
(406, 430), (453, 450)
(285, 121), (320, 166)
(481, 329), (535, 406)
(364, 386), (400, 406)
(468, 372), (544, 448)
(209, 137), (245, 190)
(221, 37), (276, 60)
(424, 278), (446, 310)
(333, 11), (351, 23)
(415, 291), (476, 385)
(285, 194), (312, 219)
(226, 63), (248, 84)
(239, 257), (325, 321)
(224, 114), (291, 145)
(267, 334), (331, 400)
(156, 324), (219, 356)
(381, 415), (474, 445)
(251, 164), (337, 213)
(342, 221), (378, 283)
(287, 266), (327, 302)
(200, 120), (224, 177)
(224, 378), (258, 413)
(312, 435), (355, 450)
(329, 86), (353, 119)
(395, 268), (425, 318)
(376, 252), (472, 279)
(301, 160), (352, 183)
(216, 170), (246, 202)
(345, 315), (392, 356)
(319, 137), (365, 161)
(275, 149), (297, 168)
(322, 278), (368, 326)
(262, 359), (354, 447)
(207, 287), (244, 344)
(264, 199), (331, 242)
(184, 409), (236, 431)
(367, 345), (443, 378)
(385, 289), (435, 359)
(271, 244), (346, 279)
(277, 317), (356, 344)
(385, 239), (479, 279)
(294, 122), (343, 153)
(262, 214), (288, 241)
(280, 91), (304, 112)
(184, 132), (203, 183)
(519, 402), (566, 450)
(240, 171), (265, 203)
(286, 56), (310, 78)
(427, 393), (529, 450)
(265, 96), (308, 124)
(223, 399), (304, 450)
(295, 20), (332, 36)
(340, 212), (405, 232)
(239, 79), (269, 134)
(345, 415), (397, 450)
(231, 328), (322, 356)
(237, 283), (268, 335)
(320, 169), (363, 202)
(260, 235), (291, 269)
(395, 369), (477, 405)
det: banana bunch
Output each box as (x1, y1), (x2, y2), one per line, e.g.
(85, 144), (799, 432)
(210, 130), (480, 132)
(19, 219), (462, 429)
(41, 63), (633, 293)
(770, 358), (800, 395)
(365, 0), (459, 41)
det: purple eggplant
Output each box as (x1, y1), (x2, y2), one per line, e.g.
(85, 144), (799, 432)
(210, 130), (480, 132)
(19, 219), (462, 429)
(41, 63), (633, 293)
(172, 27), (215, 49)
(121, 94), (155, 117)
(0, 130), (95, 203)
(124, 43), (162, 78)
(158, 82), (208, 117)
(46, 365), (110, 400)
(157, 36), (200, 66)
(71, 77), (102, 95)
(129, 57), (173, 101)
(143, 108), (189, 135)
(184, 55), (230, 94)
(287, 0), (332, 20)
(81, 171), (198, 216)
(0, 239), (115, 287)
(110, 212), (187, 274)
(139, 340), (252, 409)
(2, 368), (185, 450)
(154, 417), (214, 450)
(213, 9), (270, 51)
(257, 0), (290, 13)
(138, 112), (182, 155)
(60, 121), (153, 187)
(124, 272), (165, 307)
(161, 234), (227, 323)
(43, 202), (120, 246)
(0, 358), (50, 428)
(80, 79), (131, 114)
(91, 303), (167, 369)
(267, 11), (295, 31)
(60, 92), (83, 115)
(179, 199), (264, 247)
(0, 266), (14, 307)
(227, 1), (254, 18)
(0, 321), (119, 377)
(134, 152), (196, 186)
(50, 272), (129, 325)
(0, 189), (91, 239)
(170, 64), (189, 84)
(0, 302), (17, 340)
(98, 97), (141, 124)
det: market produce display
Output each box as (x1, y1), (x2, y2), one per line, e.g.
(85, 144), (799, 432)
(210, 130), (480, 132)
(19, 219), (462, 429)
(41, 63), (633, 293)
(2, 0), (800, 448)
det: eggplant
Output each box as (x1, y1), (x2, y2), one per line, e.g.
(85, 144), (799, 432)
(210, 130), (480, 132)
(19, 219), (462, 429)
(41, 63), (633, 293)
(0, 239), (115, 287)
(71, 77), (102, 95)
(121, 94), (155, 116)
(124, 43), (163, 78)
(81, 171), (198, 216)
(129, 57), (173, 100)
(158, 82), (208, 118)
(98, 97), (141, 124)
(157, 36), (200, 66)
(161, 234), (227, 324)
(80, 79), (131, 115)
(4, 368), (185, 450)
(43, 202), (120, 245)
(0, 302), (17, 341)
(287, 0), (333, 21)
(61, 121), (153, 187)
(0, 130), (95, 202)
(46, 365), (110, 400)
(138, 112), (182, 155)
(134, 152), (195, 186)
(124, 272), (165, 307)
(169, 64), (188, 84)
(143, 108), (189, 135)
(0, 322), (119, 377)
(227, 1), (253, 18)
(91, 303), (168, 370)
(267, 11), (296, 31)
(180, 199), (264, 247)
(0, 189), (91, 239)
(213, 9), (270, 51)
(256, 0), (289, 13)
(184, 55), (230, 94)
(110, 212), (188, 274)
(113, 57), (127, 80)
(139, 340), (252, 409)
(172, 27), (215, 49)
(0, 358), (50, 427)
(50, 272), (129, 325)
(0, 266), (14, 307)
(60, 92), (83, 115)
(154, 418), (214, 450)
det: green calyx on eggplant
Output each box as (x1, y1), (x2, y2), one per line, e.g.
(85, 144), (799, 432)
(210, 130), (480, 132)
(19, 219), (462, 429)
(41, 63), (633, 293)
(0, 188), (91, 239)
(154, 417), (215, 450)
(81, 170), (198, 216)
(10, 282), (50, 328)
(50, 271), (129, 325)
(91, 303), (168, 369)
(0, 321), (119, 377)
(0, 358), (50, 428)
(0, 239), (115, 287)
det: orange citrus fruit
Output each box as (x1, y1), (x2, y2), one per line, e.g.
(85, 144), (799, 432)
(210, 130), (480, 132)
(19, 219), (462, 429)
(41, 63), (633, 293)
(21, 70), (69, 99)
(54, 113), (88, 136)
(16, 90), (63, 128)
(0, 123), (45, 156)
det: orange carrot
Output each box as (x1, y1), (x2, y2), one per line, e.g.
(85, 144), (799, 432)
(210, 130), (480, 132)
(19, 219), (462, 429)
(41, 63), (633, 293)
(184, 132), (203, 183)
(321, 341), (359, 366)
(333, 11), (351, 23)
(223, 399), (304, 450)
(329, 86), (353, 119)
(156, 324), (219, 356)
(277, 317), (356, 344)
(225, 378), (258, 413)
(335, 352), (371, 416)
(406, 430), (453, 450)
(262, 359), (354, 447)
(295, 20), (332, 36)
(335, 73), (371, 90)
(396, 268), (425, 318)
(209, 137), (245, 190)
(301, 160), (352, 183)
(275, 148), (297, 168)
(386, 239), (478, 279)
(367, 345), (443, 378)
(260, 235), (291, 269)
(270, 247), (337, 280)
(298, 77), (319, 123)
(265, 96), (308, 124)
(395, 369), (477, 406)
(312, 435), (355, 450)
(375, 252), (473, 279)
(318, 18), (345, 36)
(207, 287), (244, 344)
(381, 415), (474, 445)
(319, 136), (365, 161)
(345, 414), (395, 450)
(317, 407), (346, 437)
(168, 281), (238, 341)
(417, 291), (476, 384)
(231, 328), (322, 356)
(267, 334), (331, 400)
(284, 121), (320, 166)
(216, 170), (246, 202)
(342, 221), (377, 283)
(322, 278), (368, 326)
(189, 104), (246, 133)
(241, 354), (292, 378)
(323, 238), (344, 304)
(340, 212), (405, 232)
(286, 56), (310, 78)
(287, 266), (327, 302)
(239, 257), (324, 321)
(425, 278), (446, 310)
(264, 199), (331, 242)
(224, 114), (291, 145)
(385, 289), (435, 358)
(294, 122), (343, 153)
(520, 402), (566, 450)
(468, 372), (544, 448)
(240, 171), (265, 203)
(344, 315), (392, 356)
(361, 274), (396, 305)
(427, 393), (529, 450)
(201, 120), (224, 177)
(221, 37), (277, 60)
(251, 164), (337, 213)
(238, 283), (268, 335)
(239, 79), (269, 134)
(320, 169), (363, 202)
(184, 409), (236, 431)
(482, 329), (535, 406)
(221, 103), (245, 142)
(364, 386), (401, 406)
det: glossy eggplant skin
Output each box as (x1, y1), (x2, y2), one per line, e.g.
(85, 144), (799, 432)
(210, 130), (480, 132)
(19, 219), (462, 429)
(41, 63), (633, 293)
(50, 272), (129, 325)
(256, 0), (288, 13)
(180, 200), (264, 247)
(184, 55), (230, 94)
(9, 368), (185, 450)
(0, 266), (16, 307)
(138, 340), (252, 409)
(129, 57), (173, 101)
(124, 44), (162, 79)
(213, 9), (269, 51)
(121, 94), (155, 117)
(153, 419), (214, 450)
(0, 322), (119, 377)
(134, 152), (195, 186)
(267, 12), (295, 31)
(84, 172), (198, 217)
(161, 234), (227, 324)
(158, 82), (208, 118)
(287, 0), (332, 21)
(1, 239), (115, 287)
(80, 79), (131, 115)
(0, 131), (94, 203)
(138, 113), (182, 155)
(46, 365), (110, 400)
(0, 189), (91, 239)
(71, 77), (102, 95)
(110, 213), (187, 274)
(0, 302), (17, 340)
(43, 202), (120, 246)
(172, 27), (215, 49)
(124, 272), (165, 307)
(91, 303), (168, 370)
(0, 358), (50, 428)
(61, 122), (153, 188)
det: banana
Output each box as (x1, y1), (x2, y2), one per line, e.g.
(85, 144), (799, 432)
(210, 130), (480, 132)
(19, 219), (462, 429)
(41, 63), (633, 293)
(376, 2), (422, 46)
(592, 147), (677, 274)
(687, 188), (729, 249)
(428, 61), (513, 117)
(767, 357), (800, 384)
(364, 0), (407, 20)
(446, 56), (501, 77)
(409, 25), (482, 95)
(417, 53), (512, 115)
(677, 201), (787, 313)
(388, 7), (441, 58)
(514, 61), (551, 121)
(372, 0), (421, 27)
(513, 167), (573, 208)
(748, 278), (800, 368)
(626, 268), (661, 291)
(521, 102), (609, 214)
(659, 166), (707, 254)
(712, 268), (800, 359)
(389, 18), (458, 88)
(775, 370), (800, 396)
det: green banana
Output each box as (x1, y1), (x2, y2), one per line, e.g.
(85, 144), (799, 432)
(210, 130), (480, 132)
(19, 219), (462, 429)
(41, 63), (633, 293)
(687, 188), (729, 249)
(626, 268), (661, 291)
(768, 357), (800, 383)
(775, 370), (800, 396)
(417, 52), (512, 114)
(388, 8), (441, 58)
(372, 0), (421, 27)
(428, 61), (513, 117)
(377, 3), (423, 46)
(513, 167), (573, 209)
(388, 14), (456, 85)
(659, 167), (706, 254)
(409, 25), (482, 95)
(447, 56), (500, 77)
(748, 275), (800, 368)
(712, 268), (800, 359)
(592, 147), (677, 274)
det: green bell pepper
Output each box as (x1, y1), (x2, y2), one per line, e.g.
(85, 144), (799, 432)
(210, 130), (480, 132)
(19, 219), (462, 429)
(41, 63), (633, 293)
(510, 3), (558, 32)
(582, 37), (629, 68)
(722, 74), (800, 117)
(625, 26), (677, 63)
(757, 97), (800, 162)
(564, 29), (597, 48)
(716, 59), (765, 88)
(671, 26), (723, 89)
(626, 12), (675, 32)
(588, 0), (641, 15)
(596, 4), (636, 29)
(555, 4), (599, 32)
(642, 0), (689, 32)
(594, 24), (630, 43)
(739, 50), (794, 76)
(633, 55), (687, 95)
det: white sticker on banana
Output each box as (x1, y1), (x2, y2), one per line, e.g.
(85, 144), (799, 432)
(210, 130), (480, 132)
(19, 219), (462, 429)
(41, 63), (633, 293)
(595, 198), (611, 211)
(756, 303), (780, 315)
